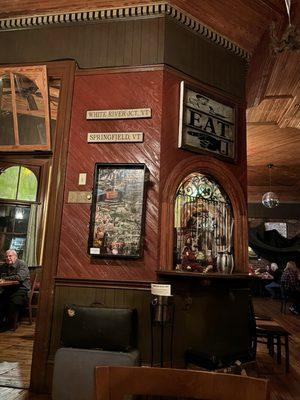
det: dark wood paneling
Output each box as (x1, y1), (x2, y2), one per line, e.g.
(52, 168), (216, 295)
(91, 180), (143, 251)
(30, 60), (76, 393)
(0, 18), (165, 68)
(57, 69), (162, 281)
(248, 203), (300, 219)
(49, 281), (254, 376)
(0, 0), (285, 56)
(164, 17), (247, 99)
(0, 16), (246, 100)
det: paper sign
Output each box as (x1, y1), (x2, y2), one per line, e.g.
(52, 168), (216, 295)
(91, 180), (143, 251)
(151, 283), (171, 297)
(86, 108), (151, 120)
(90, 248), (100, 255)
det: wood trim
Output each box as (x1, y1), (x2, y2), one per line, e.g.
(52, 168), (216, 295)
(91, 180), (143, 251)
(0, 65), (52, 152)
(9, 71), (19, 145)
(0, 3), (249, 60)
(55, 277), (152, 290)
(30, 60), (76, 394)
(157, 270), (255, 281)
(76, 64), (165, 76)
(159, 156), (248, 273)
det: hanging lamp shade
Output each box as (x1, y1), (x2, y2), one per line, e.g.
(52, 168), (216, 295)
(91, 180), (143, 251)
(262, 164), (279, 208)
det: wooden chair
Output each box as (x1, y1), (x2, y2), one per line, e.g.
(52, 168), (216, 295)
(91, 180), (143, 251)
(256, 320), (290, 373)
(11, 266), (41, 330)
(27, 266), (41, 324)
(94, 366), (270, 400)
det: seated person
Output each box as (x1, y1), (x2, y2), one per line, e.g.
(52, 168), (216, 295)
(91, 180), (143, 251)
(281, 261), (300, 315)
(0, 250), (30, 331)
(264, 263), (282, 298)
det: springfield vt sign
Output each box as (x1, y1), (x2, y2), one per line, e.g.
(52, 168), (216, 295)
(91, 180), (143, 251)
(178, 81), (236, 161)
(87, 132), (144, 143)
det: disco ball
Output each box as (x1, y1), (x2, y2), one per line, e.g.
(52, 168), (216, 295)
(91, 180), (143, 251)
(262, 192), (279, 208)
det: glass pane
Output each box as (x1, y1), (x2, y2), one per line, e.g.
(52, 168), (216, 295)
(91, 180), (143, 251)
(14, 206), (30, 233)
(0, 74), (15, 145)
(0, 233), (26, 260)
(174, 173), (234, 272)
(10, 235), (27, 259)
(0, 204), (14, 232)
(14, 73), (46, 145)
(0, 166), (20, 200)
(17, 166), (38, 201)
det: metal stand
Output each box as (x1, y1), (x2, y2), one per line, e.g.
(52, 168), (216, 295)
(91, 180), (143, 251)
(150, 295), (175, 367)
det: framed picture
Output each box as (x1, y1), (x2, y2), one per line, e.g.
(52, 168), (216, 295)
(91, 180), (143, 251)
(178, 81), (237, 161)
(88, 163), (148, 258)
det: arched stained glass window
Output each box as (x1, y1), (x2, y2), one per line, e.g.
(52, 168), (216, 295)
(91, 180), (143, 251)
(174, 172), (234, 273)
(0, 166), (38, 201)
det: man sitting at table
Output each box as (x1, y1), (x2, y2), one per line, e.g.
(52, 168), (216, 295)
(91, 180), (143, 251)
(264, 262), (282, 298)
(0, 250), (30, 332)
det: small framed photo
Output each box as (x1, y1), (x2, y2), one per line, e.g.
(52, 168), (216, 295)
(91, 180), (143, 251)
(178, 81), (237, 162)
(88, 163), (148, 258)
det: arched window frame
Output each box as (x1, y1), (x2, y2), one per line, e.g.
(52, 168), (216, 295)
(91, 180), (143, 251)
(159, 156), (248, 273)
(174, 172), (234, 272)
(0, 163), (40, 261)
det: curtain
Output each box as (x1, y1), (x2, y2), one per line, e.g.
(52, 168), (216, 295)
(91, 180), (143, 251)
(23, 203), (38, 266)
(249, 223), (300, 268)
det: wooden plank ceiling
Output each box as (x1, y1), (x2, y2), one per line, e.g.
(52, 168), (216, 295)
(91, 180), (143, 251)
(0, 0), (299, 203)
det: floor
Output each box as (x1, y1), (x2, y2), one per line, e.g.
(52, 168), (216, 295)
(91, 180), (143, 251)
(253, 297), (300, 400)
(0, 322), (39, 399)
(0, 297), (300, 400)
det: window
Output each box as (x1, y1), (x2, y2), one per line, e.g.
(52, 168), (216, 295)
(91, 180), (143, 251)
(265, 222), (287, 238)
(0, 165), (39, 260)
(174, 172), (234, 272)
(0, 65), (51, 151)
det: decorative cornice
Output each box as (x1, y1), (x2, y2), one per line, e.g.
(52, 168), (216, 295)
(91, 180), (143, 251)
(0, 2), (250, 60)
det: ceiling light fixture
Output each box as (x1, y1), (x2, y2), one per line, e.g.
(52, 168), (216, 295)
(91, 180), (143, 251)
(262, 164), (280, 208)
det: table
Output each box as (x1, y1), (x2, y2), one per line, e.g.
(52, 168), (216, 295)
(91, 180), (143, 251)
(0, 279), (19, 287)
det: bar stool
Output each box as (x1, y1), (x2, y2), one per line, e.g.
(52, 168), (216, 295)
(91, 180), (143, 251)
(256, 322), (290, 373)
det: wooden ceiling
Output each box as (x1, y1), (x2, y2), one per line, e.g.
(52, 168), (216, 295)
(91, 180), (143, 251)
(0, 0), (299, 203)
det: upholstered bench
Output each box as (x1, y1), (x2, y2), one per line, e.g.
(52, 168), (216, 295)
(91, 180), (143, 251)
(52, 305), (140, 400)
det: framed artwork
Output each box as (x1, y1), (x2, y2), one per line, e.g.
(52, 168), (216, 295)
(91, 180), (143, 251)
(88, 163), (148, 258)
(178, 81), (237, 161)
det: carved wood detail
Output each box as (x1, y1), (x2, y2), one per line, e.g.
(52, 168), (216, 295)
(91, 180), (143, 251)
(0, 3), (249, 60)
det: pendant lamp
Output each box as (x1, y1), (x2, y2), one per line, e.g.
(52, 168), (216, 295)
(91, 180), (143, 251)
(262, 164), (279, 208)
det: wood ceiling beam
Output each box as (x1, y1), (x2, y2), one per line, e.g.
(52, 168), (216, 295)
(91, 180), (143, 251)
(246, 23), (284, 108)
(255, 0), (285, 16)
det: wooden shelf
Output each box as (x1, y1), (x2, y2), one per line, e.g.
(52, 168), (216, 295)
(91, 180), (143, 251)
(157, 270), (256, 280)
(156, 270), (258, 292)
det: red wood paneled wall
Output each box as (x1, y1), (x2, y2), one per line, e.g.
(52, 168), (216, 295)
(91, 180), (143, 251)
(57, 67), (247, 280)
(57, 69), (163, 280)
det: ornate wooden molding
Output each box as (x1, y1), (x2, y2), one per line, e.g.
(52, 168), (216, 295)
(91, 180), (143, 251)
(0, 2), (249, 60)
(55, 277), (152, 290)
